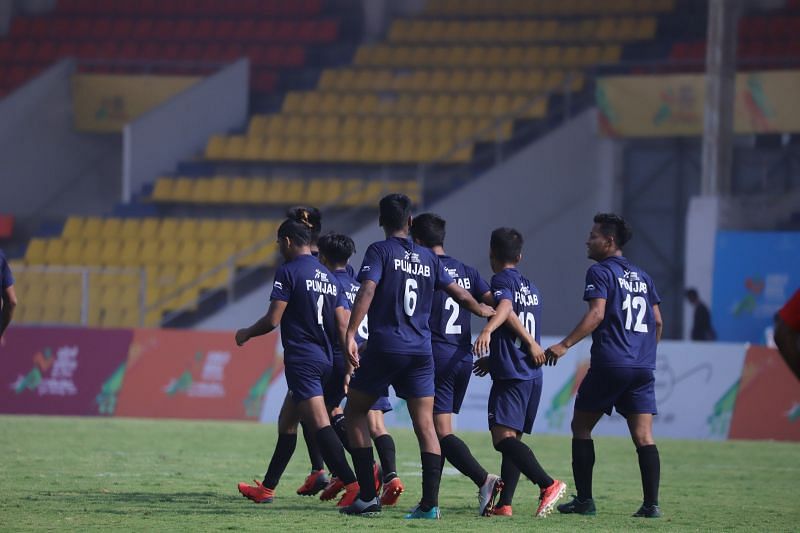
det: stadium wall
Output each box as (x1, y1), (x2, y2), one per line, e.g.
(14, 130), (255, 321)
(122, 58), (249, 203)
(0, 59), (122, 216)
(1, 326), (797, 441)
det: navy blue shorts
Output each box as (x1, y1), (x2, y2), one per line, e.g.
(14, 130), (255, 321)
(284, 357), (332, 402)
(350, 351), (434, 400)
(323, 363), (393, 413)
(433, 344), (473, 415)
(488, 376), (542, 434)
(575, 366), (657, 417)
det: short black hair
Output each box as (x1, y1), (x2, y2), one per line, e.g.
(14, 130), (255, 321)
(593, 213), (633, 248)
(490, 227), (523, 264)
(410, 213), (446, 248)
(317, 232), (356, 265)
(277, 217), (313, 246)
(378, 193), (412, 232)
(286, 206), (322, 241)
(686, 288), (698, 299)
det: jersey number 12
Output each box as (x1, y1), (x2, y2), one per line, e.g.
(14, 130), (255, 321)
(622, 294), (648, 333)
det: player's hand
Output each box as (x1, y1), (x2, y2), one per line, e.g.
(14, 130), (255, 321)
(528, 342), (546, 367)
(544, 342), (568, 366)
(235, 328), (249, 346)
(347, 337), (360, 368)
(473, 330), (491, 357)
(472, 357), (490, 377)
(476, 303), (496, 318)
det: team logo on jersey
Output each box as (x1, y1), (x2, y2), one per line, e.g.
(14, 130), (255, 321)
(585, 284), (595, 292)
(361, 265), (371, 272)
(494, 290), (504, 299)
(445, 267), (459, 278)
(313, 269), (329, 282)
(273, 281), (283, 290)
(623, 270), (640, 282)
(520, 285), (531, 296)
(403, 250), (421, 263)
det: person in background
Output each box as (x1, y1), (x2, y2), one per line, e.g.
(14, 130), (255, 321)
(0, 249), (17, 345)
(774, 289), (800, 380)
(685, 288), (716, 341)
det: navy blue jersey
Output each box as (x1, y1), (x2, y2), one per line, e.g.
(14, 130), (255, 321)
(583, 256), (661, 369)
(332, 268), (368, 345)
(430, 255), (490, 347)
(270, 254), (348, 364)
(488, 268), (542, 381)
(357, 236), (454, 356)
(0, 250), (13, 290)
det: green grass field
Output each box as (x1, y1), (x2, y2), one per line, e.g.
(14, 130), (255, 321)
(1, 415), (798, 531)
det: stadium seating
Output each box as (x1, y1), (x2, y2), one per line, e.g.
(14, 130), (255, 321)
(0, 0), (338, 96)
(13, 216), (280, 328)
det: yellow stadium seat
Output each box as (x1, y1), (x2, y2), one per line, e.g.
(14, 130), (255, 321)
(542, 46), (561, 66)
(80, 239), (101, 266)
(637, 17), (657, 40)
(223, 136), (247, 160)
(302, 92), (323, 114)
(245, 178), (269, 203)
(472, 95), (493, 117)
(300, 138), (322, 162)
(341, 116), (360, 138)
(152, 178), (174, 201)
(205, 135), (227, 159)
(119, 219), (141, 241)
(282, 91), (305, 113)
(228, 177), (249, 203)
(138, 217), (160, 240)
(81, 217), (102, 240)
(159, 218), (180, 238)
(524, 47), (544, 66)
(196, 241), (220, 266)
(139, 240), (160, 265)
(61, 305), (82, 325)
(43, 239), (65, 265)
(265, 115), (288, 137)
(243, 137), (264, 161)
(281, 139), (304, 161)
(318, 116), (340, 138)
(265, 178), (288, 204)
(305, 179), (326, 205)
(601, 45), (622, 63)
(170, 177), (193, 201)
(176, 264), (200, 289)
(41, 305), (63, 324)
(99, 240), (122, 266)
(340, 179), (364, 207)
(176, 217), (199, 240)
(100, 219), (122, 240)
(318, 69), (339, 90)
(338, 139), (360, 162)
(284, 179), (305, 204)
(414, 95), (435, 116)
(189, 179), (211, 203)
(62, 216), (84, 239)
(62, 239), (84, 265)
(207, 177), (229, 203)
(325, 179), (344, 204)
(99, 285), (122, 310)
(118, 240), (141, 266)
(247, 115), (267, 137)
(317, 139), (340, 161)
(158, 240), (180, 265)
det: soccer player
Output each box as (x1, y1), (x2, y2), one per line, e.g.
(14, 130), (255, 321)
(284, 206), (331, 497)
(0, 248), (17, 345)
(315, 232), (403, 506)
(472, 227), (566, 518)
(235, 217), (361, 508)
(409, 213), (503, 516)
(544, 213), (663, 518)
(340, 194), (496, 518)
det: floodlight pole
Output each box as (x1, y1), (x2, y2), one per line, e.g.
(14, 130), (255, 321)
(701, 0), (741, 196)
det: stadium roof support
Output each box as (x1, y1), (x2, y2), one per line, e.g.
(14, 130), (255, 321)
(701, 0), (742, 196)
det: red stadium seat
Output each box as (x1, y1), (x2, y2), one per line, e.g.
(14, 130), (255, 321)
(132, 19), (155, 40)
(118, 41), (140, 61)
(253, 20), (278, 42)
(111, 18), (135, 40)
(152, 20), (176, 41)
(52, 18), (72, 39)
(174, 19), (196, 42)
(90, 18), (114, 40)
(9, 17), (32, 39)
(234, 20), (259, 42)
(70, 19), (92, 40)
(253, 70), (278, 92)
(33, 41), (58, 65)
(30, 17), (49, 40)
(55, 41), (79, 58)
(15, 41), (38, 63)
(0, 42), (12, 62)
(196, 19), (214, 41)
(213, 20), (236, 41)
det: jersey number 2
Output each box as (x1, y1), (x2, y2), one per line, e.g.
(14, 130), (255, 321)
(444, 297), (462, 334)
(622, 294), (648, 333)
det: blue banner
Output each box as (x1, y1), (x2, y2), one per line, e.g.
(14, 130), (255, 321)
(712, 231), (800, 344)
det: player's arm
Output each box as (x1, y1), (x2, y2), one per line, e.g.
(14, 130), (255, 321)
(444, 282), (495, 318)
(0, 284), (18, 342)
(473, 298), (513, 357)
(345, 279), (375, 368)
(653, 303), (663, 343)
(235, 299), (287, 346)
(335, 305), (351, 354)
(545, 298), (606, 365)
(505, 309), (546, 365)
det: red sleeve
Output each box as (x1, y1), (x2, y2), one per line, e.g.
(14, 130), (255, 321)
(778, 289), (800, 331)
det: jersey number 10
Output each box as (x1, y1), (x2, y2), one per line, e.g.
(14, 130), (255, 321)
(513, 311), (536, 348)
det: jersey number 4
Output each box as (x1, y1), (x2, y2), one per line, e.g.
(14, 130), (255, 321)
(622, 294), (648, 333)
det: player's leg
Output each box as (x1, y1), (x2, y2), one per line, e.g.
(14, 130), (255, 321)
(295, 394), (359, 506)
(489, 378), (565, 517)
(621, 368), (660, 518)
(369, 407), (404, 505)
(493, 446), (520, 516)
(340, 387), (382, 515)
(296, 421), (327, 496)
(238, 393), (300, 503)
(406, 395), (442, 518)
(559, 366), (618, 516)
